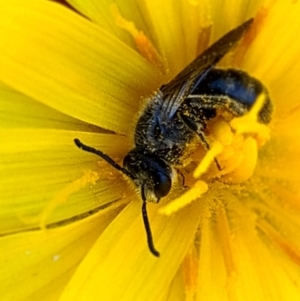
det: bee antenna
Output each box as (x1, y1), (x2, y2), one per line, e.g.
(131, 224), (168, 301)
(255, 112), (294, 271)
(74, 138), (136, 181)
(75, 138), (160, 257)
(141, 199), (160, 257)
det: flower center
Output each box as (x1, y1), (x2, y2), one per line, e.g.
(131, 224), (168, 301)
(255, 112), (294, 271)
(160, 94), (271, 215)
(202, 116), (259, 183)
(194, 93), (271, 184)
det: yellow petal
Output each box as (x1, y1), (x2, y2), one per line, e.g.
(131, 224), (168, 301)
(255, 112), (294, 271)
(0, 207), (120, 301)
(196, 187), (300, 300)
(0, 129), (128, 233)
(0, 84), (100, 131)
(166, 268), (185, 301)
(67, 0), (152, 51)
(244, 0), (300, 112)
(233, 202), (300, 300)
(196, 203), (228, 300)
(137, 0), (209, 76)
(59, 199), (203, 301)
(209, 0), (261, 49)
(0, 1), (163, 134)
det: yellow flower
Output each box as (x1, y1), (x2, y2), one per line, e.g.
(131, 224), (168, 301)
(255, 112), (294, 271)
(1, 0), (300, 300)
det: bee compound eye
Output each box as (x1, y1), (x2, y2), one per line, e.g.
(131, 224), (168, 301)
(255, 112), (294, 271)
(153, 172), (172, 199)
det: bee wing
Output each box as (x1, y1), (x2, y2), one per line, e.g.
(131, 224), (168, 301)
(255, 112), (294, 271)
(159, 18), (254, 122)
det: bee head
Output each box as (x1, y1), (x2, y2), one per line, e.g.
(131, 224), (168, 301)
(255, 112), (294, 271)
(123, 150), (172, 202)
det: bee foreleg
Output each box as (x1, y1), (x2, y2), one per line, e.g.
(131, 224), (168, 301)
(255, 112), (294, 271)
(177, 102), (222, 171)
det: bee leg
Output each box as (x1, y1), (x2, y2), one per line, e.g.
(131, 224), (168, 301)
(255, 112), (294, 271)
(195, 129), (223, 171)
(176, 169), (188, 188)
(178, 112), (222, 171)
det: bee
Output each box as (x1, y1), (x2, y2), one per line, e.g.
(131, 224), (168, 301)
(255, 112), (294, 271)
(74, 18), (272, 257)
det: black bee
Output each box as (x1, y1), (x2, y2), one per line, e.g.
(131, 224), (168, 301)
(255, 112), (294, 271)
(74, 18), (272, 257)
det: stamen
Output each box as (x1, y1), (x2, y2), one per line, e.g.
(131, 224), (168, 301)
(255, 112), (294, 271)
(39, 170), (99, 229)
(257, 218), (300, 266)
(159, 180), (208, 215)
(216, 201), (236, 276)
(110, 4), (164, 70)
(231, 93), (270, 146)
(221, 137), (257, 183)
(233, 7), (271, 66)
(181, 244), (198, 301)
(196, 25), (211, 55)
(193, 141), (223, 178)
